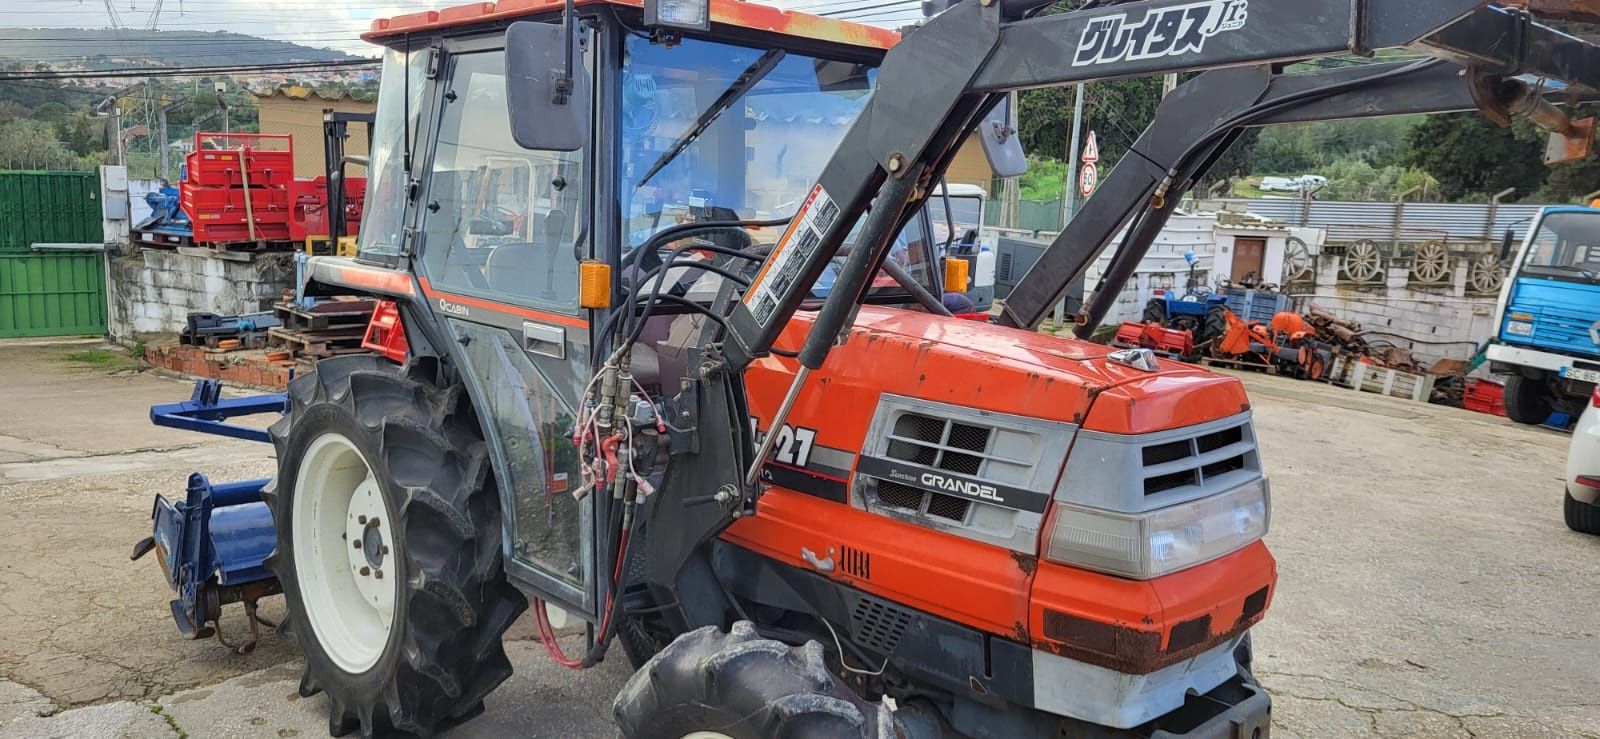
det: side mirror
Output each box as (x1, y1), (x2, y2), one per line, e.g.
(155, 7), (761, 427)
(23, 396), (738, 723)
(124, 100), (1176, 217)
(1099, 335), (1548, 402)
(977, 96), (1027, 179)
(505, 21), (589, 152)
(1499, 228), (1515, 262)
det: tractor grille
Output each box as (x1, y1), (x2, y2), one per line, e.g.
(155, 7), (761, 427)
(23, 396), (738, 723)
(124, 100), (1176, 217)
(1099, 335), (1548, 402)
(887, 413), (998, 475)
(1141, 423), (1254, 496)
(850, 595), (913, 655)
(860, 395), (1075, 554)
(872, 480), (973, 523)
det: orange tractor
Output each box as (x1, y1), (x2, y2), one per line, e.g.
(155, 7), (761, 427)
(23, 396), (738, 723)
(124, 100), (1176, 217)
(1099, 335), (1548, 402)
(133, 0), (1599, 736)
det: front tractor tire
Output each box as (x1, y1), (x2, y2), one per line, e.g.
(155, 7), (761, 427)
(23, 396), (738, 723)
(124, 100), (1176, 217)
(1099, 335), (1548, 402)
(263, 356), (527, 737)
(614, 622), (898, 739)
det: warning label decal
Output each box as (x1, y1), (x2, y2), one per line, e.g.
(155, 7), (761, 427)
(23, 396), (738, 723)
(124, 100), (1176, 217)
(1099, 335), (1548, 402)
(743, 184), (837, 327)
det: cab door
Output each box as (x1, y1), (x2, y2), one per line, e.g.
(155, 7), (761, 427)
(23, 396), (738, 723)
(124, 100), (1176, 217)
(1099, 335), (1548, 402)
(412, 34), (600, 616)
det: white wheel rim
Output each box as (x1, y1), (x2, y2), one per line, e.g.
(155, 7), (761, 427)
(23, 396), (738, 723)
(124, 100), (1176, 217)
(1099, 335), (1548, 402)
(292, 432), (397, 674)
(681, 733), (735, 739)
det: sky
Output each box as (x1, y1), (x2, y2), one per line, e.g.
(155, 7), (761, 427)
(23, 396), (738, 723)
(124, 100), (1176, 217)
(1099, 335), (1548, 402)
(0, 0), (924, 57)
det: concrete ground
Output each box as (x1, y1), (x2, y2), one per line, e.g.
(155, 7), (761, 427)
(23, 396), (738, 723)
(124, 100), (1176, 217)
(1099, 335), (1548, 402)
(0, 340), (1594, 738)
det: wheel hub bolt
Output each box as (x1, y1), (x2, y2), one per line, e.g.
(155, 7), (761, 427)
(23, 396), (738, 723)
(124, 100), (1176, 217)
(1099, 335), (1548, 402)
(358, 515), (368, 524)
(360, 566), (371, 576)
(373, 570), (383, 579)
(353, 540), (362, 550)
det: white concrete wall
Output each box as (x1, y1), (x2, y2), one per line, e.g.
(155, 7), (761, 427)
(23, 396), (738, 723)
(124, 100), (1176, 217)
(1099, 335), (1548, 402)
(1291, 253), (1497, 366)
(107, 249), (294, 339)
(1037, 207), (1494, 365)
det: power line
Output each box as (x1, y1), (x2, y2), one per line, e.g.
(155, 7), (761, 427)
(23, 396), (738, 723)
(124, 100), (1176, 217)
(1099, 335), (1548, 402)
(0, 59), (378, 81)
(817, 0), (921, 17)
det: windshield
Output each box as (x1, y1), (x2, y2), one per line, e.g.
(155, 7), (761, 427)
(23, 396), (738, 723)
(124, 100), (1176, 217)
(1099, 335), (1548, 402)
(1523, 211), (1600, 280)
(618, 36), (940, 303)
(620, 36), (874, 248)
(946, 195), (984, 229)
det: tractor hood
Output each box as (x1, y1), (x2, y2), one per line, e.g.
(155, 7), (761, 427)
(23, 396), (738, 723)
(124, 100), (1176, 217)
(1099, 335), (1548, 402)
(746, 306), (1251, 441)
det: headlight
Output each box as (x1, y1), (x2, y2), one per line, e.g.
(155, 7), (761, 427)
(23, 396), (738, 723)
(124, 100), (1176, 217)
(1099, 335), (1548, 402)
(644, 0), (710, 31)
(1045, 478), (1270, 579)
(1506, 320), (1534, 336)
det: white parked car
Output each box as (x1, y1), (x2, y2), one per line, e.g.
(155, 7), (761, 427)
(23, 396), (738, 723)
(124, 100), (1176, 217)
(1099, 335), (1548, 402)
(1567, 385), (1600, 535)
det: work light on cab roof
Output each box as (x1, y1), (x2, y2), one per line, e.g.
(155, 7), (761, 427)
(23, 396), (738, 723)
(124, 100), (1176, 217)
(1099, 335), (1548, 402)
(644, 0), (710, 31)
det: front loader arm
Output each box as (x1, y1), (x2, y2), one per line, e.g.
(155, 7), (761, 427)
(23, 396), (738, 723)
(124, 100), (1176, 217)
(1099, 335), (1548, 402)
(702, 0), (1600, 469)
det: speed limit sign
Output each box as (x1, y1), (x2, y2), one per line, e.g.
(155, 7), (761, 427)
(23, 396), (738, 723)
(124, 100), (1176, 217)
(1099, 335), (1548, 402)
(1078, 162), (1099, 197)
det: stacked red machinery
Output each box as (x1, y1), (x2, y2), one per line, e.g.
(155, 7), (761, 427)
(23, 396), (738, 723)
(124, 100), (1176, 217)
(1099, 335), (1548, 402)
(1111, 321), (1197, 360)
(180, 132), (366, 247)
(1212, 310), (1335, 380)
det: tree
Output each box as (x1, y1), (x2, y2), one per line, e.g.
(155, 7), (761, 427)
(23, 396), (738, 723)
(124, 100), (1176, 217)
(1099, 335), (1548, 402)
(28, 102), (71, 125)
(58, 114), (103, 157)
(0, 119), (85, 169)
(1512, 119), (1600, 203)
(1018, 76), (1163, 173)
(1402, 113), (1548, 201)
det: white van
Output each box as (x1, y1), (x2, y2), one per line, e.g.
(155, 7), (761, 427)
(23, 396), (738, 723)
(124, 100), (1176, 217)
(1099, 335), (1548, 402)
(1259, 176), (1299, 192)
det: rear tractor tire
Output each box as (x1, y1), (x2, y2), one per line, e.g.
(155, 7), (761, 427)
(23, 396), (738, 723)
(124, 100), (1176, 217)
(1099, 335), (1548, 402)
(263, 355), (527, 737)
(613, 621), (898, 739)
(1142, 298), (1167, 325)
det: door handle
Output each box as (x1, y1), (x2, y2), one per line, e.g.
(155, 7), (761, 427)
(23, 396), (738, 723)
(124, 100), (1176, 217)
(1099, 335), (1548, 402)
(801, 547), (835, 574)
(522, 321), (565, 359)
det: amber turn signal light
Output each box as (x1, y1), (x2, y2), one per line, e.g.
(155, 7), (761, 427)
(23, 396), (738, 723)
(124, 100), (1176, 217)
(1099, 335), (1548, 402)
(944, 258), (970, 294)
(579, 260), (612, 309)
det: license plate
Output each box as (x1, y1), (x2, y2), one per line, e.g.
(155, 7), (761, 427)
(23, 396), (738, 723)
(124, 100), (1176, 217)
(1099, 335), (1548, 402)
(1561, 366), (1600, 384)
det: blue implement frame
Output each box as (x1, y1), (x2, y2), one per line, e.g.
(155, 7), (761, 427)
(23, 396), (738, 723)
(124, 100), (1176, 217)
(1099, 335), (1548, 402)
(135, 379), (289, 652)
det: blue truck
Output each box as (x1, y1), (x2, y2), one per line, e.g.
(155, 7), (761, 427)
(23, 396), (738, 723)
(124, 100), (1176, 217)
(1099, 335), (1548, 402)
(1487, 205), (1600, 424)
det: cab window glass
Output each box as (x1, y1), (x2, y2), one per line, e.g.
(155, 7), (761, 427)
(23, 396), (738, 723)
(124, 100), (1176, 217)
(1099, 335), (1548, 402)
(359, 47), (428, 259)
(420, 49), (587, 309)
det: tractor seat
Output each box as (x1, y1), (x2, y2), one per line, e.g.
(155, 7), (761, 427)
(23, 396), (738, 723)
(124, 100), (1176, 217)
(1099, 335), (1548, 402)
(485, 210), (576, 303)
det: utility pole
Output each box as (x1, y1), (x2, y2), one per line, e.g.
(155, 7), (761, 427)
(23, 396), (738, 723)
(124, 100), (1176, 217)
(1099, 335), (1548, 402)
(1054, 83), (1087, 329)
(111, 107), (124, 166)
(1061, 83), (1086, 227)
(1163, 73), (1178, 96)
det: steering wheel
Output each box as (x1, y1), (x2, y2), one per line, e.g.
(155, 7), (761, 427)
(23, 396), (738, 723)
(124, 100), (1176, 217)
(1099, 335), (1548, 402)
(636, 224), (755, 274)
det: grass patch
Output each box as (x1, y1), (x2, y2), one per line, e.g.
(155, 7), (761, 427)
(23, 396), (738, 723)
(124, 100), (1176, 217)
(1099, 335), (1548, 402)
(145, 702), (188, 739)
(61, 348), (141, 372)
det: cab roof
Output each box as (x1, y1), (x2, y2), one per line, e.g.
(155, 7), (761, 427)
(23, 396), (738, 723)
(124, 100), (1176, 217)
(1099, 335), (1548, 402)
(365, 0), (901, 51)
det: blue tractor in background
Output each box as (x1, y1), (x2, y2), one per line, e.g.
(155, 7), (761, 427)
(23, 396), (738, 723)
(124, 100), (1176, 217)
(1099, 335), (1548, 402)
(1142, 250), (1230, 342)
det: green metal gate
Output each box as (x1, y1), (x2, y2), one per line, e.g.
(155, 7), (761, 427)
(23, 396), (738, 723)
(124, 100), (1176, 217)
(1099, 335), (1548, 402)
(0, 253), (107, 337)
(0, 171), (106, 338)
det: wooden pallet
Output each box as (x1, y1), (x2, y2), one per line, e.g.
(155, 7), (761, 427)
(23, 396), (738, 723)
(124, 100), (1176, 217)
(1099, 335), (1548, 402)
(268, 325), (368, 359)
(274, 299), (377, 332)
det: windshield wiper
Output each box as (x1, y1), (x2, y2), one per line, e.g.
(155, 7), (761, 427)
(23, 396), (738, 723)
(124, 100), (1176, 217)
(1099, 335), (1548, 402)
(636, 48), (786, 188)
